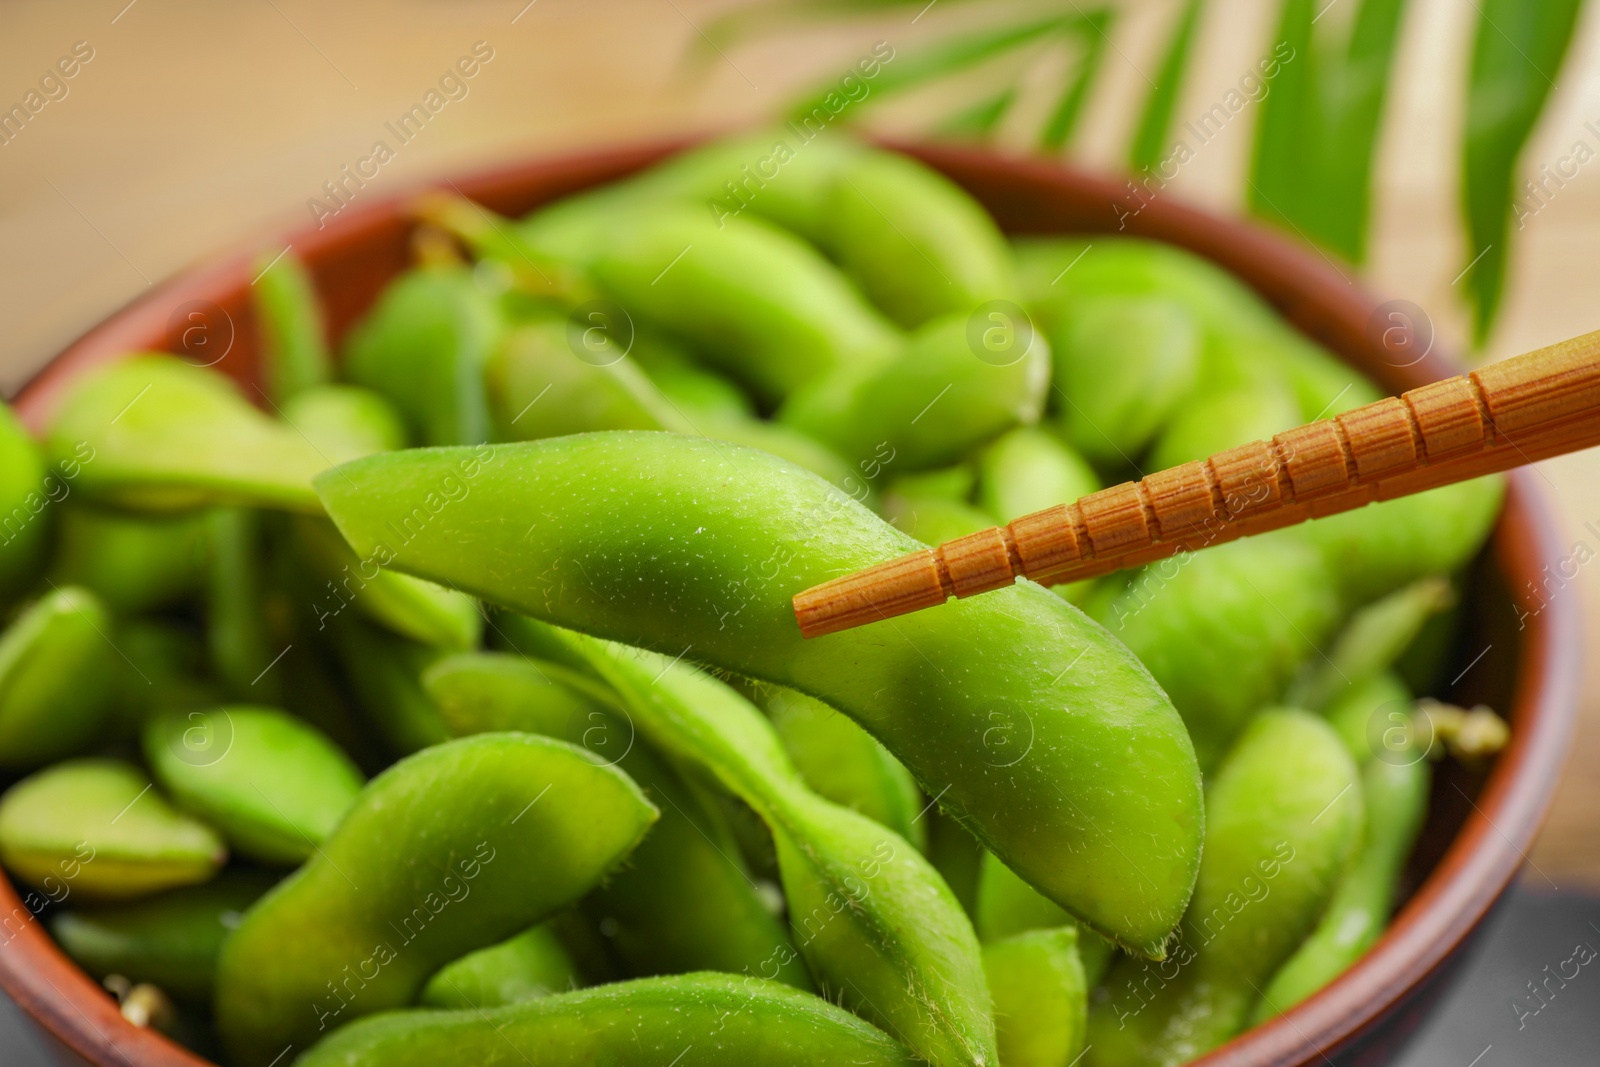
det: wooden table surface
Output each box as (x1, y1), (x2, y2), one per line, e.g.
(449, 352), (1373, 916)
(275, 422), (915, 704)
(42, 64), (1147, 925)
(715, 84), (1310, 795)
(3, 0), (1597, 883)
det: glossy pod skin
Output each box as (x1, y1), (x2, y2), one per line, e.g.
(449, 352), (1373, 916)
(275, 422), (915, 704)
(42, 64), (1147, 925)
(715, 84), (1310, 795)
(762, 686), (925, 852)
(522, 204), (901, 405)
(142, 706), (365, 865)
(314, 433), (1204, 958)
(568, 635), (996, 1067)
(212, 733), (658, 1066)
(0, 586), (118, 771)
(778, 311), (1050, 473)
(983, 927), (1088, 1067)
(1087, 711), (1363, 1067)
(0, 759), (225, 901)
(295, 972), (919, 1067)
(44, 355), (328, 514)
(342, 267), (503, 447)
(48, 871), (276, 1003)
(418, 923), (579, 1010)
(421, 650), (811, 988)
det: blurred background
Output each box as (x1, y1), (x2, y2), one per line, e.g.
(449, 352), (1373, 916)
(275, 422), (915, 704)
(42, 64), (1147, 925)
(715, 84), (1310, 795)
(2, 0), (1598, 1056)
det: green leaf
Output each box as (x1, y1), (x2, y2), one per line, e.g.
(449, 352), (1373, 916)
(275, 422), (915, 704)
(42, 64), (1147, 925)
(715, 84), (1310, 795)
(1040, 10), (1115, 152)
(1128, 0), (1206, 172)
(785, 13), (1082, 125)
(1462, 0), (1585, 344)
(934, 85), (1020, 142)
(1249, 0), (1317, 236)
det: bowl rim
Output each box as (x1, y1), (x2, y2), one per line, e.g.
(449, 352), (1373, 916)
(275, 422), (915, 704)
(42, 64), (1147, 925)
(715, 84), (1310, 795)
(0, 136), (1581, 1067)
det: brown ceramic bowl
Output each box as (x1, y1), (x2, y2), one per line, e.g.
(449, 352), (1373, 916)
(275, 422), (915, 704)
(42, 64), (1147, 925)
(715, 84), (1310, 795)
(0, 141), (1580, 1067)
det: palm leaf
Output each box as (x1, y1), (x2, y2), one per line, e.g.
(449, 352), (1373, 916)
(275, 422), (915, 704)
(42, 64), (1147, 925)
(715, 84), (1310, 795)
(1249, 0), (1317, 239)
(1040, 9), (1115, 152)
(1128, 0), (1206, 172)
(935, 85), (1022, 141)
(1462, 0), (1585, 344)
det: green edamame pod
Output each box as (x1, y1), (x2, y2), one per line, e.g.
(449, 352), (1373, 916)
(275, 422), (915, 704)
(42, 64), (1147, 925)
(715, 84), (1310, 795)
(1147, 377), (1302, 470)
(976, 426), (1099, 523)
(329, 618), (451, 755)
(298, 972), (918, 1067)
(1253, 754), (1429, 1021)
(253, 250), (330, 404)
(213, 733), (658, 1066)
(975, 853), (1116, 986)
(315, 433), (1203, 957)
(1287, 577), (1454, 712)
(567, 637), (996, 1067)
(885, 488), (994, 544)
(764, 686), (925, 852)
(45, 355), (328, 514)
(1087, 711), (1363, 1067)
(343, 267), (504, 447)
(419, 923), (578, 1009)
(1324, 672), (1413, 764)
(524, 205), (900, 405)
(49, 871), (276, 1003)
(642, 357), (755, 423)
(420, 651), (809, 988)
(0, 759), (225, 901)
(888, 464), (978, 503)
(143, 706), (364, 865)
(0, 400), (48, 602)
(1094, 535), (1342, 769)
(487, 316), (686, 440)
(823, 149), (1016, 328)
(47, 506), (209, 614)
(624, 130), (866, 243)
(0, 586), (117, 770)
(205, 508), (279, 701)
(779, 311), (1049, 472)
(279, 384), (409, 463)
(1299, 476), (1505, 607)
(1047, 296), (1201, 465)
(292, 516), (481, 651)
(984, 927), (1087, 1067)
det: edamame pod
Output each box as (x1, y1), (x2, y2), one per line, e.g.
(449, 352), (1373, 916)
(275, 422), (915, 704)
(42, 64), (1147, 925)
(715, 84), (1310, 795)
(1094, 535), (1342, 769)
(1287, 577), (1453, 712)
(49, 871), (276, 1003)
(253, 250), (331, 404)
(280, 385), (409, 464)
(1087, 711), (1363, 1067)
(314, 433), (1204, 957)
(823, 149), (1016, 328)
(297, 972), (918, 1067)
(975, 426), (1099, 524)
(45, 356), (328, 514)
(419, 923), (578, 1009)
(213, 733), (659, 1066)
(205, 508), (279, 701)
(1146, 377), (1302, 470)
(421, 650), (809, 987)
(143, 706), (365, 865)
(342, 267), (503, 447)
(47, 506), (209, 614)
(0, 400), (48, 602)
(641, 356), (755, 423)
(1252, 754), (1429, 1021)
(984, 927), (1087, 1067)
(1046, 296), (1201, 465)
(779, 311), (1049, 472)
(884, 488), (992, 543)
(523, 205), (900, 405)
(1324, 672), (1413, 764)
(568, 637), (996, 1067)
(292, 517), (481, 651)
(0, 759), (225, 901)
(764, 686), (925, 851)
(1299, 476), (1505, 607)
(0, 586), (117, 770)
(975, 853), (1116, 985)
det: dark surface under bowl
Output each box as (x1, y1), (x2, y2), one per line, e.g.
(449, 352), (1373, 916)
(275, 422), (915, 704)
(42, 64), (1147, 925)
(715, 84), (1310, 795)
(0, 140), (1581, 1067)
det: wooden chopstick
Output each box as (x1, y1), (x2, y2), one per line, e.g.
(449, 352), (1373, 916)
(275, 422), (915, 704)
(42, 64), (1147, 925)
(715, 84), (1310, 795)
(793, 329), (1600, 639)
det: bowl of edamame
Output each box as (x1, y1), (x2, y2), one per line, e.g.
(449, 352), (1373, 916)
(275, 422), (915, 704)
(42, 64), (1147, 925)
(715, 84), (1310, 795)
(0, 134), (1577, 1067)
